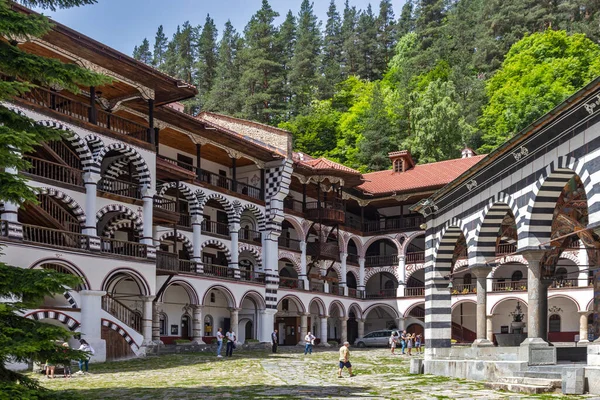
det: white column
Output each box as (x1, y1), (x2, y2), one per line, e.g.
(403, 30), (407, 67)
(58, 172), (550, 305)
(298, 313), (309, 345)
(229, 222), (240, 279)
(300, 240), (308, 289)
(192, 305), (205, 344)
(341, 317), (348, 344)
(521, 250), (548, 346)
(358, 319), (365, 338)
(579, 311), (590, 344)
(82, 172), (100, 236)
(152, 301), (162, 344)
(397, 255), (406, 297)
(472, 266), (493, 347)
(230, 308), (240, 343)
(79, 290), (107, 362)
(396, 317), (406, 331)
(319, 316), (330, 347)
(358, 257), (366, 297)
(486, 314), (494, 343)
(259, 309), (277, 343)
(141, 296), (155, 346)
(192, 215), (203, 273)
(140, 187), (156, 246)
(340, 253), (348, 296)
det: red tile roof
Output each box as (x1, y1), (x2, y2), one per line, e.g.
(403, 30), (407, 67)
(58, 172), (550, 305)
(300, 157), (361, 175)
(358, 155), (486, 194)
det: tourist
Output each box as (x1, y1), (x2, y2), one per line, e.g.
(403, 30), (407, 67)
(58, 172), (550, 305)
(400, 330), (407, 355)
(77, 339), (94, 374)
(304, 332), (315, 355)
(226, 328), (236, 357)
(337, 341), (353, 378)
(415, 334), (422, 354)
(271, 329), (278, 353)
(45, 359), (55, 379)
(61, 342), (72, 378)
(216, 328), (224, 358)
(389, 332), (398, 355)
(407, 333), (414, 356)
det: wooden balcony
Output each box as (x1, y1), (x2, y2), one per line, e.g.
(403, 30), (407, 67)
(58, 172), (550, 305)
(305, 201), (344, 224)
(451, 283), (476, 295)
(364, 254), (398, 268)
(496, 243), (516, 256)
(101, 294), (142, 334)
(202, 220), (230, 238)
(405, 287), (425, 297)
(239, 270), (266, 284)
(23, 156), (83, 187)
(365, 288), (397, 299)
(240, 228), (261, 244)
(309, 281), (326, 293)
(406, 251), (425, 264)
(98, 178), (141, 200)
(156, 251), (194, 275)
(491, 279), (527, 292)
(156, 155), (197, 182)
(362, 214), (425, 234)
(152, 196), (180, 225)
(278, 237), (301, 252)
(279, 277), (304, 290)
(203, 263), (234, 280)
(196, 168), (263, 202)
(306, 241), (340, 261)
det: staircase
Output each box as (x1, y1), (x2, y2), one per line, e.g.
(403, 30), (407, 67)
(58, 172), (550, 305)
(21, 195), (81, 233)
(101, 293), (142, 334)
(451, 322), (476, 343)
(40, 140), (81, 170)
(484, 375), (561, 394)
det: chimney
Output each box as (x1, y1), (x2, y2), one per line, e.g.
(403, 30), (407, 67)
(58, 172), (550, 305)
(388, 150), (415, 173)
(462, 148), (476, 158)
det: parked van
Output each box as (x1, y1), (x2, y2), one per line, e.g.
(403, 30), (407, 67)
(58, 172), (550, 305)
(354, 330), (399, 348)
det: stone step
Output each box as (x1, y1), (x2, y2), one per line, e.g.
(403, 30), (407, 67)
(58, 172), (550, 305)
(484, 382), (557, 394)
(498, 376), (561, 388)
(513, 371), (563, 380)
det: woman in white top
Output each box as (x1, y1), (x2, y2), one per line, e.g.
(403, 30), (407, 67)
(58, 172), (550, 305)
(304, 332), (315, 355)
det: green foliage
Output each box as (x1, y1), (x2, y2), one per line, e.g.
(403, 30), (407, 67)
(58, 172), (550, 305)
(132, 38), (152, 64)
(152, 25), (168, 67)
(479, 30), (600, 153)
(358, 83), (395, 171)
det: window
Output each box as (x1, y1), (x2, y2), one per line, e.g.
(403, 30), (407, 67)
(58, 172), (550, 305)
(549, 314), (561, 332)
(511, 270), (523, 282)
(556, 268), (568, 280)
(159, 313), (167, 336)
(282, 299), (289, 311)
(177, 153), (194, 170)
(364, 333), (374, 338)
(463, 273), (472, 285)
(210, 292), (216, 303)
(393, 159), (403, 173)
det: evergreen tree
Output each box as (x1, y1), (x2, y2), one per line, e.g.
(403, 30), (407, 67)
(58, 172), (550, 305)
(277, 10), (296, 114)
(341, 0), (359, 78)
(358, 82), (394, 171)
(192, 14), (218, 114)
(133, 38), (152, 64)
(239, 0), (284, 123)
(414, 0), (447, 55)
(374, 0), (396, 79)
(205, 21), (243, 115)
(152, 25), (168, 67)
(289, 0), (321, 115)
(397, 0), (415, 38)
(176, 21), (196, 85)
(160, 26), (180, 77)
(320, 0), (343, 99)
(0, 0), (106, 396)
(356, 4), (378, 80)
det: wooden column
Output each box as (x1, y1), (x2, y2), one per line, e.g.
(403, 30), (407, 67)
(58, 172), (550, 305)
(196, 144), (202, 181)
(260, 169), (265, 200)
(231, 157), (237, 193)
(89, 86), (97, 124)
(155, 128), (160, 152)
(360, 206), (365, 231)
(302, 184), (307, 211)
(148, 99), (155, 145)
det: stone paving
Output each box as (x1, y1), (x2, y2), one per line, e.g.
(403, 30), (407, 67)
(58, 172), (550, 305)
(36, 347), (595, 399)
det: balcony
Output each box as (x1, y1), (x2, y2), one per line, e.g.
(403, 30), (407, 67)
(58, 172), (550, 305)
(362, 214), (425, 234)
(283, 198), (304, 215)
(305, 201), (344, 224)
(17, 85), (151, 144)
(152, 196), (180, 225)
(156, 155), (197, 181)
(364, 254), (398, 268)
(491, 280), (527, 292)
(101, 294), (142, 334)
(98, 178), (141, 200)
(309, 281), (326, 293)
(451, 283), (476, 295)
(365, 288), (397, 299)
(278, 237), (301, 252)
(23, 156), (83, 187)
(156, 251), (194, 274)
(496, 243), (516, 256)
(549, 278), (578, 289)
(279, 277), (304, 290)
(201, 220), (230, 238)
(406, 251), (425, 264)
(306, 241), (340, 261)
(240, 228), (261, 244)
(347, 253), (360, 265)
(347, 288), (363, 298)
(196, 168), (263, 201)
(203, 263), (234, 279)
(405, 287), (425, 297)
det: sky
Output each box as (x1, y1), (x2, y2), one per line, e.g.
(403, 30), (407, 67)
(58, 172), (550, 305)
(34, 0), (406, 56)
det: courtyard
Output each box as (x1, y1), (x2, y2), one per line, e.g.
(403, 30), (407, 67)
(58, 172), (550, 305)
(35, 348), (588, 399)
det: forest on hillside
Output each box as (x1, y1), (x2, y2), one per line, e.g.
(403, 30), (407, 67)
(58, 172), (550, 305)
(132, 0), (600, 171)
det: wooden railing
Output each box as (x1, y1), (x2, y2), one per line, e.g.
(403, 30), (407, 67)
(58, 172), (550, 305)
(98, 178), (141, 199)
(203, 263), (233, 279)
(309, 281), (325, 293)
(550, 278), (578, 289)
(306, 241), (340, 260)
(38, 194), (80, 232)
(234, 181), (262, 200)
(496, 243), (516, 256)
(239, 270), (265, 283)
(156, 251), (194, 273)
(347, 288), (362, 298)
(202, 220), (230, 237)
(101, 294), (142, 334)
(283, 198), (304, 213)
(23, 156), (83, 186)
(305, 201), (345, 222)
(347, 254), (360, 264)
(46, 140), (81, 170)
(364, 254), (398, 267)
(279, 277), (304, 290)
(22, 224), (89, 250)
(365, 288), (397, 299)
(157, 155), (196, 172)
(491, 279), (528, 292)
(405, 287), (425, 296)
(363, 215), (425, 233)
(452, 283), (476, 294)
(406, 251), (425, 264)
(100, 237), (147, 258)
(153, 196), (177, 212)
(240, 228), (261, 244)
(278, 237), (301, 252)
(19, 86), (151, 143)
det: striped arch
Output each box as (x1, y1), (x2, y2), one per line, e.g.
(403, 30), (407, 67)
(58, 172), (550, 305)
(328, 300), (346, 318)
(84, 134), (105, 157)
(523, 156), (591, 248)
(30, 258), (91, 290)
(198, 193), (236, 222)
(239, 243), (262, 267)
(472, 201), (514, 265)
(101, 319), (140, 354)
(102, 217), (132, 237)
(345, 268), (359, 283)
(94, 143), (152, 187)
(362, 235), (401, 258)
(348, 302), (363, 319)
(490, 255), (527, 278)
(402, 231), (425, 252)
(158, 181), (200, 216)
(558, 251), (579, 266)
(159, 280), (200, 305)
(433, 218), (470, 276)
(96, 204), (143, 236)
(25, 310), (80, 331)
(36, 187), (86, 228)
(278, 252), (301, 275)
(159, 231), (194, 255)
(200, 239), (232, 263)
(202, 285), (236, 308)
(342, 234), (363, 256)
(239, 203), (266, 230)
(36, 120), (94, 171)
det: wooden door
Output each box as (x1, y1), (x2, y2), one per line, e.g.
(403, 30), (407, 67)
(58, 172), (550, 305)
(102, 325), (134, 361)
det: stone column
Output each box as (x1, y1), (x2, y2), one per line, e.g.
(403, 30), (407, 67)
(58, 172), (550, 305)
(486, 314), (494, 343)
(140, 187), (156, 247)
(539, 281), (550, 342)
(229, 223), (240, 279)
(82, 172), (100, 236)
(259, 309), (277, 343)
(152, 301), (162, 343)
(578, 311), (589, 345)
(472, 266), (493, 347)
(341, 317), (349, 344)
(340, 253), (348, 296)
(192, 305), (205, 344)
(79, 290), (107, 362)
(298, 313), (309, 345)
(141, 295), (155, 346)
(397, 255), (406, 297)
(358, 319), (365, 338)
(299, 240), (309, 289)
(319, 315), (330, 346)
(358, 258), (366, 297)
(230, 308), (240, 343)
(396, 317), (406, 331)
(192, 215), (203, 273)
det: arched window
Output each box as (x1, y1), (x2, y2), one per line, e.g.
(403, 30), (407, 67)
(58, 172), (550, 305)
(463, 273), (472, 285)
(240, 259), (254, 271)
(555, 268), (568, 280)
(159, 312), (168, 336)
(282, 299), (289, 311)
(210, 292), (216, 303)
(549, 314), (561, 332)
(511, 270), (523, 282)
(204, 314), (213, 336)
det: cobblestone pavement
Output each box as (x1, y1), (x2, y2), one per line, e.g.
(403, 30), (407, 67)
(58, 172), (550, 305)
(36, 347), (594, 399)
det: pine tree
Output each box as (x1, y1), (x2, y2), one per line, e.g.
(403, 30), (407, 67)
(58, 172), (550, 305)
(176, 21), (196, 85)
(397, 0), (415, 38)
(374, 0), (396, 79)
(289, 0), (321, 115)
(134, 38), (152, 64)
(160, 26), (180, 77)
(193, 14), (218, 114)
(358, 83), (394, 171)
(239, 0), (284, 123)
(277, 10), (296, 114)
(341, 0), (360, 78)
(152, 25), (168, 67)
(320, 0), (343, 99)
(414, 0), (447, 53)
(356, 4), (378, 80)
(205, 21), (243, 115)
(0, 0), (106, 396)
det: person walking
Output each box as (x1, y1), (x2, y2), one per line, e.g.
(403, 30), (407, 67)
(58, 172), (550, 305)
(44, 359), (56, 379)
(61, 342), (72, 378)
(226, 328), (236, 357)
(337, 341), (353, 378)
(415, 334), (423, 354)
(407, 333), (414, 356)
(271, 329), (278, 353)
(400, 330), (407, 355)
(304, 332), (315, 355)
(389, 332), (398, 355)
(216, 327), (224, 358)
(77, 339), (94, 374)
